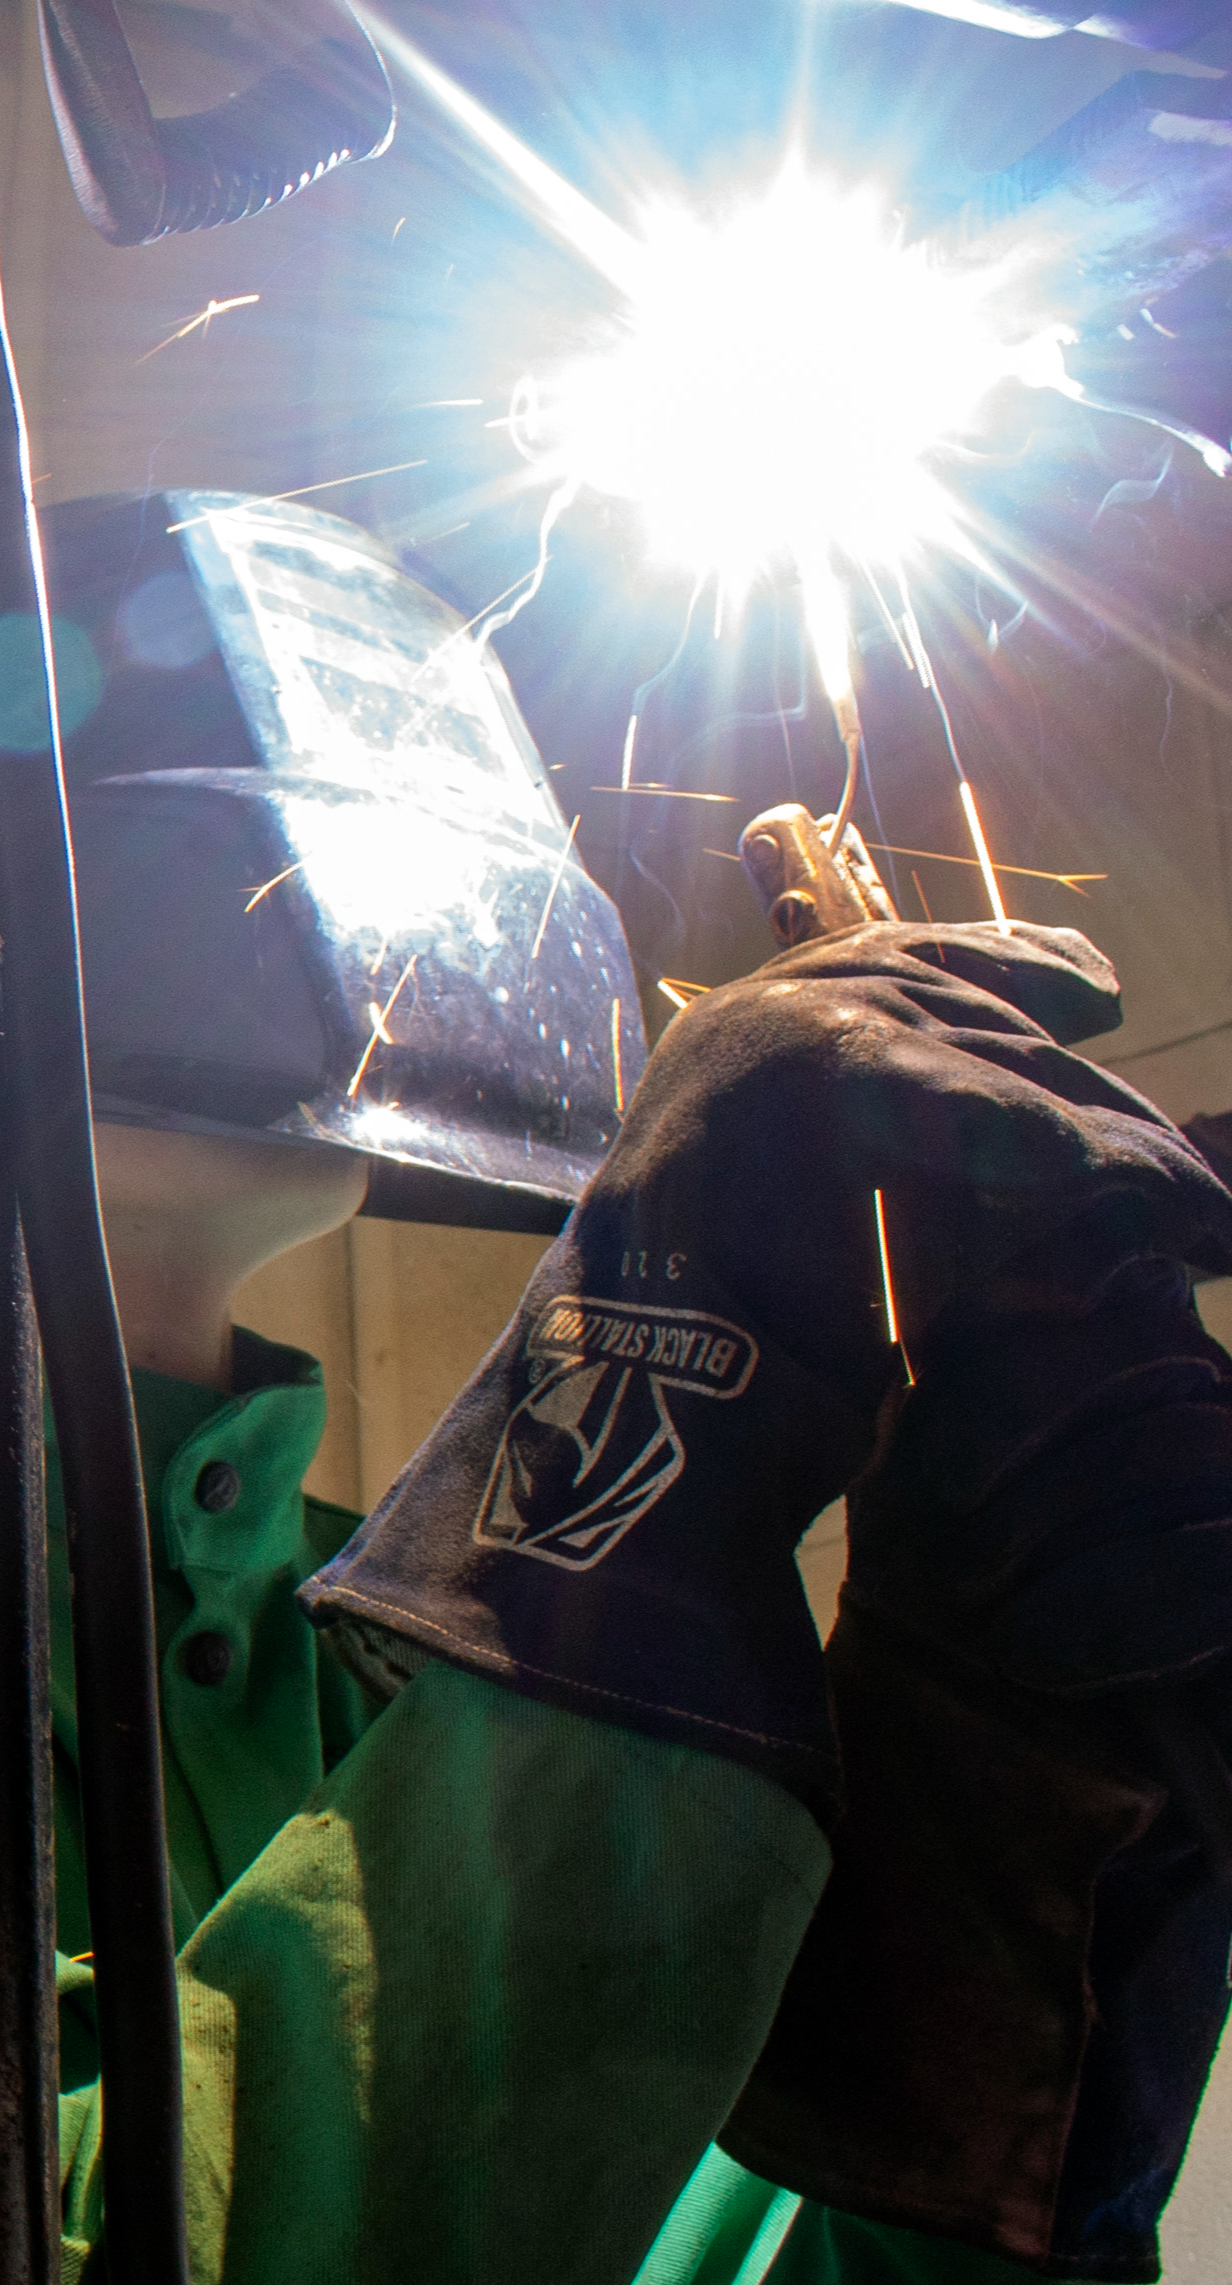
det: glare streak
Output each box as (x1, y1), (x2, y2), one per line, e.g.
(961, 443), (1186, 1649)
(360, 14), (643, 293)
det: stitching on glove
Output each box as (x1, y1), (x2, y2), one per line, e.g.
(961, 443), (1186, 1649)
(325, 1581), (829, 1761)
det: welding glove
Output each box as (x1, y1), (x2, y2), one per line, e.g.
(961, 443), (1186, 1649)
(303, 917), (1232, 1821)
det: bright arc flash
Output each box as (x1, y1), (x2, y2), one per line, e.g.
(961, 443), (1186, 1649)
(368, 13), (1071, 639)
(364, 23), (1171, 920)
(523, 169), (1071, 639)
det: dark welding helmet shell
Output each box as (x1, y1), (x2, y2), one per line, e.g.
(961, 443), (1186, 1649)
(34, 493), (645, 1231)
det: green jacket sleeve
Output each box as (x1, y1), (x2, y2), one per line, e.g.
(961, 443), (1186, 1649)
(59, 1660), (828, 2285)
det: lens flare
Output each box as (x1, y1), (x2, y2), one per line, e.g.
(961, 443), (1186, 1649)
(364, 13), (1228, 921)
(518, 166), (1072, 668)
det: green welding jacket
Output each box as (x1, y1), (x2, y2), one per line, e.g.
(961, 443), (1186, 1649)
(49, 1327), (829, 2285)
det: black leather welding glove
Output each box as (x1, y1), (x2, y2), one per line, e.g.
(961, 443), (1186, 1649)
(304, 993), (899, 1811)
(303, 920), (1232, 1818)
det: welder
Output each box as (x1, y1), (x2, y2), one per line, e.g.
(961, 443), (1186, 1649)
(38, 511), (1232, 2283)
(26, 490), (744, 2284)
(300, 807), (1232, 2285)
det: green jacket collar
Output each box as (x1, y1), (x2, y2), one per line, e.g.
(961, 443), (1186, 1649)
(46, 1326), (327, 1583)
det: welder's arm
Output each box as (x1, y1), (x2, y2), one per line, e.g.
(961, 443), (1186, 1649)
(58, 1661), (827, 2285)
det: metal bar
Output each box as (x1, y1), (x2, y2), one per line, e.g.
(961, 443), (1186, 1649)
(0, 266), (188, 2285)
(0, 1176), (59, 2285)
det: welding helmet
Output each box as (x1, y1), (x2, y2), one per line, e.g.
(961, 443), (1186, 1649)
(22, 493), (644, 1231)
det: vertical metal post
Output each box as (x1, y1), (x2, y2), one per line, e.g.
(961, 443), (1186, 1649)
(0, 263), (189, 2285)
(0, 1178), (58, 2285)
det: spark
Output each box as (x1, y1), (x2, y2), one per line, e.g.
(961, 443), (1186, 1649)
(660, 976), (710, 1000)
(529, 814), (581, 960)
(870, 844), (1104, 892)
(347, 954), (418, 1098)
(704, 841), (1104, 893)
(958, 780), (1010, 935)
(590, 783), (738, 802)
(244, 861), (303, 911)
(657, 980), (690, 1010)
(873, 1187), (915, 1386)
(167, 458), (428, 535)
(896, 592), (1011, 932)
(138, 293), (260, 362)
(611, 997), (625, 1114)
(392, 216), (406, 240)
(910, 869), (946, 963)
(620, 714), (639, 790)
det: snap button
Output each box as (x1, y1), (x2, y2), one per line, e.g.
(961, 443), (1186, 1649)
(194, 1461), (240, 1513)
(180, 1631), (233, 1687)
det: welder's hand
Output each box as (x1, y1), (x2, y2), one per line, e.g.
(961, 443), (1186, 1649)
(305, 909), (1232, 1829)
(306, 948), (916, 1822)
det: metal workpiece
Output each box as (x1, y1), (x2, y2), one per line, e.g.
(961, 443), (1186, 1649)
(43, 492), (646, 1232)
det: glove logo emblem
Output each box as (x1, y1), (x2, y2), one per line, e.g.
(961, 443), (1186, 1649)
(473, 1296), (758, 1569)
